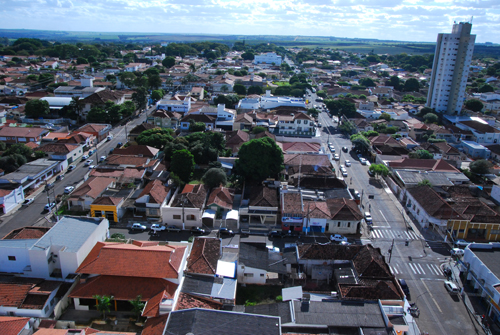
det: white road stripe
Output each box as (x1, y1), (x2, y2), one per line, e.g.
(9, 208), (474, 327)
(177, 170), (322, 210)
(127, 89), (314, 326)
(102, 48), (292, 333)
(404, 231), (411, 239)
(426, 264), (436, 275)
(417, 263), (426, 274)
(432, 264), (443, 275)
(409, 263), (419, 274)
(410, 231), (419, 239)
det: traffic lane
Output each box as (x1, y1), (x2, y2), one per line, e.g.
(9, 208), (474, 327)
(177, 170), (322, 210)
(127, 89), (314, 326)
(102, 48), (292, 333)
(412, 279), (483, 335)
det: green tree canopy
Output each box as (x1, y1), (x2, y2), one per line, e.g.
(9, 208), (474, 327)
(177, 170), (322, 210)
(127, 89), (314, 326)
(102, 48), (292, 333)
(93, 295), (114, 320)
(325, 99), (356, 118)
(148, 74), (162, 90)
(369, 164), (390, 177)
(170, 149), (195, 184)
(469, 159), (493, 175)
(379, 113), (392, 121)
(423, 113), (439, 124)
(234, 137), (284, 181)
(241, 52), (255, 60)
(233, 84), (247, 95)
(247, 86), (263, 95)
(136, 128), (173, 149)
(202, 168), (227, 189)
(132, 87), (148, 110)
(151, 89), (165, 103)
(252, 126), (267, 134)
(359, 77), (376, 87)
(4, 143), (32, 159)
(478, 84), (494, 93)
(25, 99), (50, 118)
(464, 99), (484, 112)
(362, 130), (379, 137)
(409, 149), (433, 159)
(162, 56), (176, 68)
(213, 94), (240, 108)
(350, 133), (370, 153)
(189, 122), (206, 132)
(403, 78), (420, 92)
(417, 179), (432, 187)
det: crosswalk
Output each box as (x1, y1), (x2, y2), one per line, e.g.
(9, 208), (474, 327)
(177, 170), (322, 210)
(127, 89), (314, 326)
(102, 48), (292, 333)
(389, 262), (443, 276)
(370, 229), (420, 240)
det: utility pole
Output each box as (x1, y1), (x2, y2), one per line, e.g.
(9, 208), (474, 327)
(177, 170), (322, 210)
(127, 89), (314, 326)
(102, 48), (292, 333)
(388, 238), (395, 263)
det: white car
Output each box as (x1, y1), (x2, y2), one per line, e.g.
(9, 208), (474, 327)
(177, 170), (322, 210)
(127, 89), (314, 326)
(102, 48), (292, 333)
(64, 186), (75, 194)
(67, 165), (76, 172)
(342, 170), (348, 177)
(84, 159), (93, 166)
(82, 155), (89, 160)
(151, 224), (166, 232)
(359, 157), (367, 165)
(329, 146), (335, 152)
(44, 203), (56, 212)
(330, 234), (348, 243)
(88, 165), (96, 169)
(345, 160), (351, 167)
(131, 223), (147, 231)
(451, 248), (464, 257)
(365, 212), (372, 224)
(444, 280), (460, 294)
(99, 156), (106, 162)
(334, 154), (340, 160)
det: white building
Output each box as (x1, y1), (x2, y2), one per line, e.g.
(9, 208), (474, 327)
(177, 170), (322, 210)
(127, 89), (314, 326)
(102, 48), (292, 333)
(427, 22), (476, 115)
(254, 52), (282, 66)
(157, 97), (192, 113)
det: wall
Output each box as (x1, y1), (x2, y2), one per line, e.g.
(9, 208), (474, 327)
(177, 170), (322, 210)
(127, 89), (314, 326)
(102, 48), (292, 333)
(0, 244), (31, 274)
(237, 264), (267, 284)
(326, 219), (359, 234)
(53, 279), (80, 319)
(0, 185), (24, 214)
(28, 247), (51, 279)
(447, 220), (500, 242)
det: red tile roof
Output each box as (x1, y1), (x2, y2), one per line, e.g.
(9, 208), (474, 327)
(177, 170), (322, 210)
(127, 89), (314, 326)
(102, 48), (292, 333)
(175, 292), (223, 311)
(388, 158), (459, 172)
(113, 145), (159, 158)
(186, 238), (220, 275)
(139, 180), (169, 204)
(69, 177), (115, 200)
(92, 196), (123, 206)
(206, 187), (234, 210)
(0, 316), (30, 335)
(106, 154), (151, 167)
(0, 127), (47, 138)
(39, 143), (79, 154)
(76, 242), (186, 278)
(142, 314), (170, 335)
(2, 227), (49, 240)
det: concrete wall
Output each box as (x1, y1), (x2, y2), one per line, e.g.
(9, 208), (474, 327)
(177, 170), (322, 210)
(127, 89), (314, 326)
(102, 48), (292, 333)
(0, 244), (31, 274)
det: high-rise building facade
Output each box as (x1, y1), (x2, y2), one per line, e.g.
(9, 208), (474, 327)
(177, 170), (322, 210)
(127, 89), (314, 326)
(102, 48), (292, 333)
(426, 22), (475, 115)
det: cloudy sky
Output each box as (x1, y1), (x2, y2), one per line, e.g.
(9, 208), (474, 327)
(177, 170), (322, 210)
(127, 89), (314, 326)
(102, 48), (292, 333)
(1, 0), (499, 43)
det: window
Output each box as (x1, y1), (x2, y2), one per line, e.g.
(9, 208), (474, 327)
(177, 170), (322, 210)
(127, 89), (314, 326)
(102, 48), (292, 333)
(490, 229), (500, 235)
(260, 274), (265, 277)
(8, 256), (16, 261)
(186, 214), (195, 221)
(44, 306), (49, 314)
(347, 222), (351, 227)
(173, 214), (181, 220)
(244, 273), (254, 277)
(338, 222), (341, 227)
(149, 209), (158, 216)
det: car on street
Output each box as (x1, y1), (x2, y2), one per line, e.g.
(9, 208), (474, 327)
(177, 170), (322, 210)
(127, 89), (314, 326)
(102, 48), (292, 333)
(353, 190), (360, 199)
(45, 183), (55, 190)
(88, 149), (96, 155)
(365, 212), (372, 224)
(342, 170), (348, 177)
(131, 223), (147, 231)
(22, 198), (34, 206)
(399, 278), (410, 296)
(444, 280), (460, 294)
(88, 165), (96, 169)
(55, 174), (65, 181)
(359, 157), (367, 165)
(82, 155), (89, 160)
(454, 239), (471, 248)
(44, 203), (56, 212)
(368, 169), (375, 177)
(342, 146), (348, 152)
(240, 228), (250, 236)
(166, 225), (181, 232)
(151, 224), (166, 232)
(339, 241), (351, 245)
(99, 156), (106, 162)
(345, 160), (351, 167)
(318, 123), (322, 128)
(190, 227), (206, 235)
(64, 186), (75, 194)
(329, 146), (335, 152)
(451, 248), (465, 257)
(330, 234), (348, 243)
(84, 159), (93, 166)
(107, 135), (113, 141)
(269, 230), (284, 238)
(67, 165), (76, 172)
(219, 228), (235, 236)
(334, 154), (340, 160)
(116, 142), (123, 148)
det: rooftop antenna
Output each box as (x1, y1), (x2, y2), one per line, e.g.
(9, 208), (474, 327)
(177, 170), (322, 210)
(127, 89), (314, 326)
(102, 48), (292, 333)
(470, 16), (473, 24)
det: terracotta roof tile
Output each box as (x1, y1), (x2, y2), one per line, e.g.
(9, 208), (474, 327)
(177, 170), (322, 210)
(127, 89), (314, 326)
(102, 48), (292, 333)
(388, 158), (459, 172)
(77, 123), (110, 133)
(92, 196), (123, 206)
(172, 184), (208, 209)
(106, 154), (151, 167)
(206, 187), (234, 210)
(327, 198), (363, 221)
(39, 143), (79, 154)
(138, 180), (169, 204)
(186, 238), (220, 275)
(2, 227), (50, 240)
(0, 316), (30, 335)
(248, 186), (278, 207)
(142, 314), (170, 335)
(69, 177), (115, 200)
(175, 292), (223, 311)
(129, 123), (157, 135)
(113, 145), (159, 158)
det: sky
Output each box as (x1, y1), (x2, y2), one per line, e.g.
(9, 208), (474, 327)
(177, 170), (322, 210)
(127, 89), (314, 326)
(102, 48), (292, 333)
(1, 0), (499, 43)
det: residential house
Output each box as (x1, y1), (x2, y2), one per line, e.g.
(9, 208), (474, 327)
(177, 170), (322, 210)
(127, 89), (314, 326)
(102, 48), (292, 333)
(0, 158), (61, 191)
(0, 216), (109, 280)
(0, 184), (24, 214)
(156, 96), (192, 113)
(104, 155), (160, 171)
(75, 123), (112, 143)
(79, 90), (125, 118)
(179, 113), (216, 131)
(457, 120), (500, 145)
(203, 187), (236, 229)
(67, 177), (115, 211)
(420, 142), (464, 162)
(211, 78), (234, 93)
(113, 145), (160, 158)
(147, 109), (182, 129)
(88, 167), (145, 187)
(57, 132), (95, 148)
(368, 87), (394, 99)
(388, 158), (460, 173)
(254, 52), (282, 66)
(276, 112), (315, 136)
(190, 87), (204, 100)
(70, 241), (187, 318)
(0, 127), (48, 145)
(53, 86), (104, 98)
(239, 185), (279, 227)
(281, 142), (321, 154)
(42, 61), (58, 69)
(225, 130), (249, 155)
(128, 123), (157, 142)
(134, 179), (170, 218)
(486, 144), (500, 162)
(461, 140), (491, 159)
(0, 317), (32, 335)
(90, 189), (130, 223)
(161, 184), (208, 229)
(188, 104), (236, 131)
(237, 242), (287, 284)
(38, 143), (84, 165)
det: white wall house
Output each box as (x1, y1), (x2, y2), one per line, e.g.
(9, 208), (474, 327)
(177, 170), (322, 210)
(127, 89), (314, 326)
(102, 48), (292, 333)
(0, 185), (25, 214)
(254, 52), (282, 66)
(157, 97), (192, 113)
(161, 186), (206, 229)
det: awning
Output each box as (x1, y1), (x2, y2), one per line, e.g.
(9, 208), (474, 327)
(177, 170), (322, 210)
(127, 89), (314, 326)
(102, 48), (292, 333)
(225, 210), (239, 221)
(202, 209), (216, 219)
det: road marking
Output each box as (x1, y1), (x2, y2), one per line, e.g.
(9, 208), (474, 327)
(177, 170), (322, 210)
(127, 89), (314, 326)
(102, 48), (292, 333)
(372, 230), (381, 238)
(409, 263), (419, 274)
(378, 210), (390, 227)
(420, 279), (443, 313)
(417, 263), (425, 274)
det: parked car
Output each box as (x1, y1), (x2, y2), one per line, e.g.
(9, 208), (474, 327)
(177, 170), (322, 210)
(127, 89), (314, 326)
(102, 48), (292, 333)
(345, 160), (351, 167)
(330, 234), (348, 243)
(45, 183), (55, 190)
(88, 149), (95, 155)
(368, 169), (375, 177)
(190, 227), (206, 235)
(131, 223), (147, 231)
(342, 146), (348, 152)
(107, 134), (113, 141)
(22, 198), (34, 206)
(339, 241), (351, 246)
(329, 146), (335, 152)
(44, 203), (56, 212)
(399, 278), (410, 296)
(359, 157), (367, 165)
(55, 174), (65, 181)
(365, 212), (372, 224)
(353, 190), (360, 199)
(84, 159), (93, 166)
(116, 142), (123, 148)
(99, 156), (106, 162)
(342, 170), (348, 177)
(64, 186), (75, 194)
(240, 228), (251, 236)
(451, 248), (465, 257)
(166, 225), (182, 232)
(151, 224), (166, 232)
(82, 155), (89, 160)
(269, 230), (284, 238)
(88, 165), (96, 169)
(67, 165), (76, 172)
(334, 154), (340, 160)
(454, 239), (471, 248)
(444, 280), (460, 294)
(219, 228), (235, 236)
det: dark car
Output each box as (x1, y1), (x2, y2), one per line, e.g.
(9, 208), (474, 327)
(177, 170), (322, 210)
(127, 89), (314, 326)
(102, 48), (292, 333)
(342, 146), (348, 152)
(45, 183), (55, 191)
(399, 278), (410, 296)
(240, 228), (250, 236)
(190, 227), (206, 235)
(219, 228), (235, 237)
(269, 230), (284, 238)
(116, 142), (123, 149)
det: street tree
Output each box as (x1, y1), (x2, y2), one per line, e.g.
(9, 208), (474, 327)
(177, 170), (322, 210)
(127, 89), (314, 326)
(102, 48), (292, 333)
(369, 164), (389, 178)
(148, 74), (162, 90)
(464, 99), (484, 112)
(324, 99), (356, 118)
(170, 149), (195, 184)
(25, 99), (50, 118)
(350, 133), (370, 153)
(202, 168), (227, 189)
(136, 128), (173, 149)
(234, 137), (284, 181)
(118, 72), (136, 88)
(469, 159), (493, 175)
(132, 87), (148, 110)
(151, 89), (165, 103)
(423, 113), (439, 124)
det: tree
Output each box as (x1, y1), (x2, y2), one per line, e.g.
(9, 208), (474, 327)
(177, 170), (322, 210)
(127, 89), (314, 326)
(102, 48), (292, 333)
(233, 84), (247, 95)
(136, 128), (173, 149)
(418, 179), (432, 187)
(403, 78), (420, 92)
(423, 113), (439, 124)
(129, 295), (145, 322)
(170, 149), (195, 184)
(247, 86), (263, 95)
(202, 168), (227, 189)
(359, 77), (376, 87)
(25, 99), (50, 118)
(234, 137), (284, 181)
(151, 89), (165, 103)
(189, 122), (206, 132)
(148, 74), (162, 90)
(241, 52), (255, 60)
(385, 75), (402, 91)
(76, 57), (88, 65)
(4, 143), (32, 159)
(409, 150), (433, 159)
(469, 159), (493, 175)
(478, 84), (494, 93)
(252, 126), (266, 134)
(213, 94), (239, 108)
(307, 108), (319, 118)
(132, 87), (148, 110)
(362, 130), (379, 137)
(369, 164), (389, 178)
(68, 96), (84, 120)
(350, 133), (370, 153)
(464, 99), (484, 112)
(118, 72), (136, 88)
(93, 295), (114, 320)
(162, 56), (176, 68)
(379, 113), (392, 121)
(325, 99), (356, 118)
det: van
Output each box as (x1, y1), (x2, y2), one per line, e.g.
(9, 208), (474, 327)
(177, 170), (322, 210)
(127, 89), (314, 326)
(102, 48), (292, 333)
(365, 212), (372, 224)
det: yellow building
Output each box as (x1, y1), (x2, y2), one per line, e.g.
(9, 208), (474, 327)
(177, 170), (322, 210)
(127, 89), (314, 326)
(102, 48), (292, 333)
(90, 197), (124, 222)
(447, 219), (500, 242)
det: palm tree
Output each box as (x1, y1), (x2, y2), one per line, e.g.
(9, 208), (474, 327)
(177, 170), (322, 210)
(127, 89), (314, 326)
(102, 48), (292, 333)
(129, 295), (145, 322)
(93, 294), (114, 320)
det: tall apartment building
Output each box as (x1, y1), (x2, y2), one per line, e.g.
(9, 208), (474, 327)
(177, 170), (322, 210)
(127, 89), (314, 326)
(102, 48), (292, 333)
(426, 22), (475, 115)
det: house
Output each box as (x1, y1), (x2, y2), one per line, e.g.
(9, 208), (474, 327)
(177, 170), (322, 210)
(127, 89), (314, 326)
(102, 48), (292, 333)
(0, 183), (24, 214)
(42, 61), (58, 69)
(237, 242), (288, 284)
(254, 52), (282, 66)
(188, 104), (235, 131)
(38, 143), (84, 165)
(388, 158), (460, 173)
(239, 185), (279, 226)
(90, 192), (129, 223)
(0, 158), (61, 191)
(190, 86), (204, 100)
(53, 86), (105, 98)
(134, 179), (170, 218)
(0, 216), (109, 280)
(281, 142), (321, 154)
(203, 187), (236, 228)
(233, 113), (254, 131)
(179, 113), (215, 131)
(67, 177), (115, 211)
(276, 112), (315, 136)
(368, 87), (394, 99)
(185, 237), (220, 277)
(420, 142), (464, 161)
(80, 90), (125, 117)
(70, 241), (187, 318)
(161, 184), (208, 229)
(128, 123), (157, 142)
(104, 155), (160, 170)
(156, 96), (191, 113)
(75, 123), (112, 143)
(0, 127), (48, 145)
(88, 167), (145, 187)
(486, 144), (500, 162)
(113, 145), (160, 158)
(393, 170), (469, 188)
(225, 130), (249, 155)
(57, 132), (95, 148)
(147, 109), (182, 129)
(457, 120), (500, 145)
(0, 317), (32, 335)
(461, 140), (491, 159)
